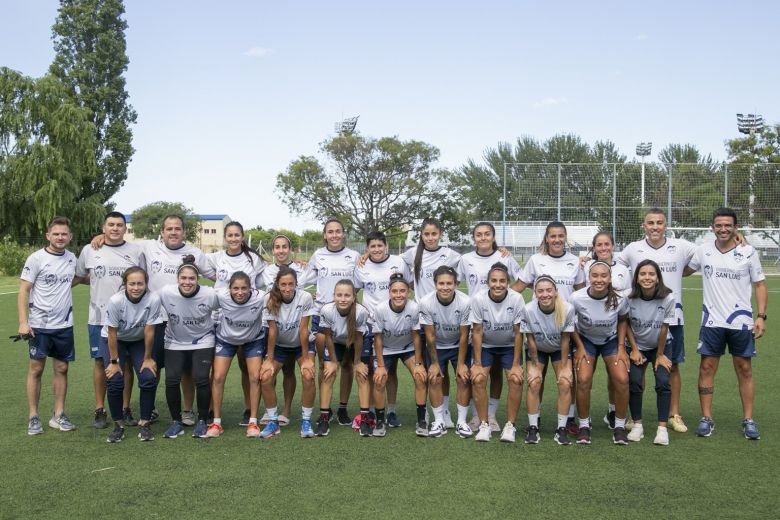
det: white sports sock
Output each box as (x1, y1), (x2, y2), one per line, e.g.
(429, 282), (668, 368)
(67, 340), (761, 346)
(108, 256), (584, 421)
(433, 405), (445, 424)
(302, 407), (312, 420)
(615, 417), (626, 429)
(489, 398), (499, 418)
(369, 406), (375, 413)
(267, 407), (278, 421)
(212, 417), (221, 425)
(578, 417), (590, 429)
(249, 417), (257, 424)
(457, 404), (469, 424)
(608, 403), (616, 413)
(568, 404), (576, 418)
(442, 395), (450, 409)
(557, 414), (567, 429)
(387, 404), (396, 414)
(528, 413), (539, 427)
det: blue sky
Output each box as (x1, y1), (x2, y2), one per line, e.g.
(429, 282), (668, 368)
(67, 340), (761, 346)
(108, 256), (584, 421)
(2, 1), (777, 232)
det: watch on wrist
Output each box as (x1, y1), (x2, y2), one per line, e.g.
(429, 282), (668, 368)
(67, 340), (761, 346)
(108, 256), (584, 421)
(110, 358), (119, 365)
(756, 313), (767, 321)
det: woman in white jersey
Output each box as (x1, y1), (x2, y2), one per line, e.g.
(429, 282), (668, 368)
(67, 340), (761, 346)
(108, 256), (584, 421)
(101, 267), (164, 442)
(522, 276), (576, 446)
(570, 262), (630, 445)
(371, 273), (427, 437)
(206, 271), (266, 438)
(159, 256), (220, 439)
(314, 279), (371, 436)
(470, 263), (525, 443)
(625, 259), (674, 445)
(419, 265), (472, 438)
(306, 219), (358, 426)
(260, 266), (317, 439)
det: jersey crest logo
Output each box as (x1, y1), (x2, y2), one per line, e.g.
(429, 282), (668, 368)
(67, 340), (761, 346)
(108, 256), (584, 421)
(197, 303), (210, 314)
(733, 250), (744, 263)
(566, 262), (574, 268)
(454, 310), (462, 322)
(319, 267), (329, 278)
(168, 313), (180, 325)
(94, 265), (106, 278)
(468, 273), (477, 286)
(344, 255), (352, 262)
(224, 316), (234, 326)
(704, 265), (713, 279)
(44, 273), (57, 285)
(365, 281), (376, 293)
(218, 269), (228, 281)
(580, 313), (592, 326)
(151, 260), (163, 273)
(666, 245), (676, 254)
(250, 305), (260, 313)
(506, 307), (514, 315)
(117, 319), (127, 329)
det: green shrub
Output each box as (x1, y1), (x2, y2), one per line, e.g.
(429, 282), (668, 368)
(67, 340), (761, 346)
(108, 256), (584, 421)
(0, 237), (34, 276)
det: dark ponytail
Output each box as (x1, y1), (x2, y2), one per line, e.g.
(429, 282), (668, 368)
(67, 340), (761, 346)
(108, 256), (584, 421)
(590, 261), (619, 311)
(473, 222), (498, 253)
(414, 218), (442, 283)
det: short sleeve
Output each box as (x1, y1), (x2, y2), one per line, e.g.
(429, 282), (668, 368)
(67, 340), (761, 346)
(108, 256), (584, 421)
(20, 254), (38, 283)
(76, 246), (89, 277)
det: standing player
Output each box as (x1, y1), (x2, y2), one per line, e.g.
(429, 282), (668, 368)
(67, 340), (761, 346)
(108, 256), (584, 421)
(685, 208), (767, 440)
(75, 211), (144, 429)
(19, 217), (78, 434)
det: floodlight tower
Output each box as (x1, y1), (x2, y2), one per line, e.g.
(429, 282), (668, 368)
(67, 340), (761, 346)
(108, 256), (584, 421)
(636, 142), (652, 205)
(737, 113), (764, 135)
(334, 115), (360, 135)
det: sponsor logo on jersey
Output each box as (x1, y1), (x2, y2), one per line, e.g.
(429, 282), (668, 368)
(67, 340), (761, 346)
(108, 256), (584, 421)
(94, 265), (106, 278)
(704, 265), (713, 279)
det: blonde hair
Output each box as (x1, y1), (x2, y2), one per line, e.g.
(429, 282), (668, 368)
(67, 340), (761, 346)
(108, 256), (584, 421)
(534, 275), (566, 329)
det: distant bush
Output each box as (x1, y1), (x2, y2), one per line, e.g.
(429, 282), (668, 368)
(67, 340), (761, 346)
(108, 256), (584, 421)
(0, 237), (34, 276)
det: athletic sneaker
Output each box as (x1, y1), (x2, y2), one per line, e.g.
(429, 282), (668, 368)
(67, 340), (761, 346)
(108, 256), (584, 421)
(337, 408), (351, 426)
(192, 420), (208, 438)
(456, 422), (473, 439)
(489, 416), (500, 433)
(576, 427), (592, 445)
(627, 424), (644, 442)
(475, 422), (491, 442)
(524, 425), (540, 444)
(613, 427), (629, 445)
(49, 413), (76, 432)
(524, 416), (542, 434)
(500, 422), (516, 443)
(163, 421), (185, 438)
(359, 419), (372, 437)
(428, 421), (446, 438)
(653, 427), (669, 446)
(565, 417), (579, 435)
(239, 409), (251, 426)
(259, 411), (271, 425)
(278, 414), (290, 426)
(247, 422), (261, 437)
(259, 421), (281, 439)
(205, 423), (224, 438)
(122, 408), (139, 427)
(603, 410), (616, 430)
(373, 419), (387, 437)
(138, 424), (155, 442)
(181, 410), (196, 427)
(554, 427), (571, 446)
(27, 416), (43, 436)
(695, 417), (715, 437)
(669, 414), (688, 433)
(387, 412), (401, 428)
(93, 408), (108, 429)
(300, 419), (315, 438)
(742, 419), (760, 440)
(443, 409), (455, 429)
(415, 420), (429, 437)
(315, 417), (330, 437)
(468, 415), (481, 432)
(107, 425), (125, 443)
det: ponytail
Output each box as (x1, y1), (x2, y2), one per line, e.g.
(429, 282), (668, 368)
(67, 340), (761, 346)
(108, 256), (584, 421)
(590, 261), (619, 311)
(266, 265), (297, 316)
(473, 221), (498, 253)
(225, 221), (257, 266)
(414, 218), (442, 283)
(334, 279), (359, 348)
(534, 275), (566, 329)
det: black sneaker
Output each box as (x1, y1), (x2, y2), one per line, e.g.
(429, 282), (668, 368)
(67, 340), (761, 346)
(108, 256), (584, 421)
(603, 410), (616, 430)
(138, 424), (155, 442)
(613, 426), (628, 445)
(107, 425), (125, 443)
(359, 419), (372, 437)
(93, 408), (108, 429)
(576, 427), (592, 445)
(315, 417), (330, 437)
(122, 408), (139, 427)
(554, 427), (571, 446)
(150, 409), (160, 423)
(239, 409), (251, 426)
(415, 420), (429, 437)
(524, 425), (540, 444)
(337, 408), (351, 426)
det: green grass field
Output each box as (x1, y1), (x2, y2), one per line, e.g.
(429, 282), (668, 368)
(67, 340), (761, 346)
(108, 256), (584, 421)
(0, 275), (778, 519)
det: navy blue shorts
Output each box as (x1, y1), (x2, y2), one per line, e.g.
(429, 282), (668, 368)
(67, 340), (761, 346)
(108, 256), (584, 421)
(581, 336), (619, 358)
(29, 327), (75, 362)
(215, 337), (264, 358)
(381, 349), (416, 368)
(433, 345), (472, 372)
(88, 324), (102, 359)
(697, 327), (755, 358)
(526, 347), (570, 365)
(273, 343), (316, 364)
(667, 324), (685, 364)
(480, 346), (517, 369)
(323, 342), (371, 364)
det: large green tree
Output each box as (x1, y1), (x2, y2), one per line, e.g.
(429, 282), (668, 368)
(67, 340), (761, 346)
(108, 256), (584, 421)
(130, 201), (200, 243)
(50, 0), (137, 205)
(0, 67), (104, 242)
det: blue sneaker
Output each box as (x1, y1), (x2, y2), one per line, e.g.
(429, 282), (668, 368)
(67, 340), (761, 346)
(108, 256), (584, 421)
(696, 417), (715, 437)
(260, 420), (280, 439)
(48, 413), (76, 431)
(387, 412), (401, 428)
(27, 416), (43, 435)
(164, 421), (185, 438)
(300, 419), (314, 438)
(742, 419), (760, 440)
(192, 419), (208, 438)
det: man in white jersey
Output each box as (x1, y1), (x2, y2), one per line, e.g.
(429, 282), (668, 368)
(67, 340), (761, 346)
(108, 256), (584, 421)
(617, 208), (696, 433)
(684, 208), (767, 440)
(75, 211), (144, 429)
(18, 217), (78, 435)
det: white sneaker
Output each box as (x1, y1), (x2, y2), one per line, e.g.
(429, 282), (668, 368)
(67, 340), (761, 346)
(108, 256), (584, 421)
(443, 409), (455, 429)
(654, 426), (669, 446)
(259, 411), (271, 425)
(468, 415), (481, 431)
(627, 424), (644, 442)
(489, 416), (500, 433)
(500, 422), (516, 443)
(456, 422), (473, 438)
(180, 410), (196, 427)
(475, 421), (491, 442)
(428, 421), (447, 437)
(277, 414), (290, 426)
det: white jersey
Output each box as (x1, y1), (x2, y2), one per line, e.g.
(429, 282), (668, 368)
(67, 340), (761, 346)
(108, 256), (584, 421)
(457, 250), (522, 297)
(353, 255), (411, 315)
(264, 289), (316, 349)
(470, 291), (525, 348)
(570, 287), (629, 345)
(628, 294), (676, 351)
(159, 285), (219, 350)
(305, 247), (358, 312)
(617, 238), (696, 325)
(77, 241), (144, 325)
(257, 262), (306, 290)
(139, 239), (212, 293)
(418, 291), (471, 349)
(20, 248), (77, 329)
(584, 259), (632, 296)
(688, 242), (765, 330)
(372, 300), (420, 353)
(215, 288), (265, 344)
(400, 246), (461, 303)
(318, 302), (370, 345)
(521, 300), (576, 353)
(102, 290), (164, 342)
(519, 252), (585, 301)
(207, 250), (265, 290)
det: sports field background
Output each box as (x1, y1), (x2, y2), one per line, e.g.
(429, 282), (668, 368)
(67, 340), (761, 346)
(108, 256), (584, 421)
(0, 275), (777, 518)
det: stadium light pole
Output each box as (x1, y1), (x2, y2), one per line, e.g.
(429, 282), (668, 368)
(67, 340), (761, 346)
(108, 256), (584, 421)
(737, 113), (764, 226)
(502, 163), (508, 244)
(334, 115), (359, 135)
(636, 142), (652, 205)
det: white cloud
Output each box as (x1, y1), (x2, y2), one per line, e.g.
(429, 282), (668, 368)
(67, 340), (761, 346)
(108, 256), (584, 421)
(634, 33), (648, 41)
(532, 96), (568, 109)
(242, 47), (274, 58)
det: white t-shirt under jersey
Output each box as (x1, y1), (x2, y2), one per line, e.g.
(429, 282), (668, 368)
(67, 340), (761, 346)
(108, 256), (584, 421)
(519, 252), (585, 301)
(102, 290), (164, 342)
(688, 242), (765, 330)
(521, 300), (576, 353)
(400, 246), (461, 303)
(584, 259), (632, 296)
(318, 302), (370, 344)
(470, 291), (525, 348)
(77, 241), (144, 325)
(570, 287), (629, 345)
(159, 285), (219, 350)
(353, 255), (411, 315)
(264, 289), (316, 349)
(305, 247), (358, 312)
(372, 300), (420, 353)
(258, 262), (306, 290)
(617, 238), (696, 325)
(207, 250), (265, 290)
(418, 291), (471, 349)
(215, 288), (266, 344)
(457, 250), (522, 297)
(21, 248), (77, 329)
(628, 294), (676, 350)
